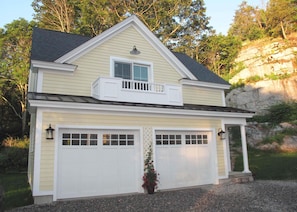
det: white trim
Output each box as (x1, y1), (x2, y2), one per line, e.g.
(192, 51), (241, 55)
(31, 60), (77, 72)
(220, 122), (229, 178)
(180, 79), (230, 90)
(53, 124), (143, 200)
(32, 109), (43, 196)
(36, 71), (43, 93)
(54, 15), (196, 80)
(29, 100), (255, 119)
(221, 91), (226, 107)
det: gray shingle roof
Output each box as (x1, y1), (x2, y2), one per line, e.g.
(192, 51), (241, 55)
(30, 28), (229, 85)
(28, 92), (254, 114)
(31, 28), (91, 62)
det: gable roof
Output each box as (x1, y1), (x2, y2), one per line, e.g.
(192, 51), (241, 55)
(31, 28), (92, 62)
(30, 16), (229, 86)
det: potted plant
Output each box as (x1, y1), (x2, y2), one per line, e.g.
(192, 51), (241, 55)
(142, 145), (159, 194)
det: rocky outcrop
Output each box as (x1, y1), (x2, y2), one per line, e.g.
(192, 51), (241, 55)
(230, 37), (297, 84)
(226, 76), (297, 114)
(245, 122), (297, 152)
(226, 35), (297, 115)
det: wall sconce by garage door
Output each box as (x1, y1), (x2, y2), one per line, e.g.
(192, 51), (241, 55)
(46, 124), (55, 140)
(130, 45), (141, 55)
(217, 128), (226, 140)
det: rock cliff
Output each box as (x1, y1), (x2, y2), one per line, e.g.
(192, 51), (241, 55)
(226, 35), (297, 115)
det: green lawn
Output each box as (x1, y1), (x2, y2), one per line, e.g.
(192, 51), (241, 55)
(235, 148), (297, 180)
(0, 173), (34, 210)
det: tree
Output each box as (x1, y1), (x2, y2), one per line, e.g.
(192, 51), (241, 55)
(265, 0), (297, 39)
(32, 0), (212, 54)
(32, 0), (77, 33)
(197, 34), (242, 77)
(0, 19), (36, 137)
(228, 1), (266, 41)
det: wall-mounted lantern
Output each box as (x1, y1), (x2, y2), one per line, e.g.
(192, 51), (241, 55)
(46, 124), (55, 140)
(130, 45), (141, 55)
(217, 128), (226, 140)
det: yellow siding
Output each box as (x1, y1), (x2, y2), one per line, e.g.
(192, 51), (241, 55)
(39, 111), (225, 191)
(183, 85), (223, 106)
(42, 26), (182, 96)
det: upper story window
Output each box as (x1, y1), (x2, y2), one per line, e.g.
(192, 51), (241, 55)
(112, 57), (152, 82)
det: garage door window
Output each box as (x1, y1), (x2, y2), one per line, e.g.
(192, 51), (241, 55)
(103, 134), (134, 146)
(62, 133), (98, 146)
(156, 134), (182, 145)
(185, 134), (208, 145)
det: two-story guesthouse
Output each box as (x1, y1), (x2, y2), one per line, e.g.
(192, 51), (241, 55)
(28, 15), (254, 204)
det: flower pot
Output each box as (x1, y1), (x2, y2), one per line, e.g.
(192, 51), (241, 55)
(147, 186), (155, 194)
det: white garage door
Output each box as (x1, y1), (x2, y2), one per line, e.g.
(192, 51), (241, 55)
(155, 131), (214, 190)
(57, 129), (140, 199)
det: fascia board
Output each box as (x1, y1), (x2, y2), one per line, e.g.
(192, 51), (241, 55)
(55, 16), (138, 63)
(54, 15), (196, 80)
(180, 79), (231, 90)
(31, 60), (77, 72)
(29, 100), (255, 119)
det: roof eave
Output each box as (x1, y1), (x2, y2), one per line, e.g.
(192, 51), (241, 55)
(180, 79), (230, 90)
(28, 99), (254, 118)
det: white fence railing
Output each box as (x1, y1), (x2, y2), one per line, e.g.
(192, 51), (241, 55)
(121, 79), (164, 93)
(92, 77), (183, 106)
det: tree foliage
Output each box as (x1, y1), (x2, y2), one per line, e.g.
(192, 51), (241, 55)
(266, 0), (297, 39)
(32, 0), (212, 51)
(228, 1), (266, 41)
(197, 34), (242, 77)
(0, 19), (36, 138)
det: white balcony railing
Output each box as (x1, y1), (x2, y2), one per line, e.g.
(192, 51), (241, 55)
(92, 77), (183, 106)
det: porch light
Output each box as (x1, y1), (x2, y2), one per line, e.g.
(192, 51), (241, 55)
(130, 45), (140, 55)
(46, 124), (55, 140)
(217, 128), (226, 140)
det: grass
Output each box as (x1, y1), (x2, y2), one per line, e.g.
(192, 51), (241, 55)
(235, 148), (297, 180)
(0, 173), (34, 210)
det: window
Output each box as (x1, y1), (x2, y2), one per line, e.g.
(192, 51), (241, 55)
(156, 134), (182, 145)
(62, 133), (98, 146)
(103, 134), (134, 146)
(185, 134), (208, 145)
(114, 61), (149, 82)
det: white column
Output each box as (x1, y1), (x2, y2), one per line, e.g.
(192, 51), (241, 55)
(240, 125), (251, 173)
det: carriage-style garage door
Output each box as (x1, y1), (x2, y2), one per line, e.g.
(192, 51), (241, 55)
(155, 131), (214, 190)
(57, 129), (140, 199)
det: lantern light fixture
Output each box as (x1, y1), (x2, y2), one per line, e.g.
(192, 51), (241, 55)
(46, 124), (55, 140)
(217, 128), (226, 140)
(130, 45), (141, 55)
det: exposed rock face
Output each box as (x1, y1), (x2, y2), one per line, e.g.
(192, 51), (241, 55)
(245, 122), (297, 152)
(230, 38), (297, 84)
(226, 76), (297, 114)
(226, 36), (297, 115)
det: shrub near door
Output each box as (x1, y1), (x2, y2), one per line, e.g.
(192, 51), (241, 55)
(142, 146), (159, 194)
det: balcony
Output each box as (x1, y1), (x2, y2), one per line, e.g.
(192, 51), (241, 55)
(92, 77), (183, 106)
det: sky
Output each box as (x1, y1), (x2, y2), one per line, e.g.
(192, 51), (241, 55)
(0, 0), (267, 35)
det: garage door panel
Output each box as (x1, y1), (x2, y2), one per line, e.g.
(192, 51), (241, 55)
(156, 131), (213, 190)
(57, 129), (140, 199)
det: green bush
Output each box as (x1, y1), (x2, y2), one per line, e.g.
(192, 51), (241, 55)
(249, 101), (297, 125)
(0, 137), (29, 172)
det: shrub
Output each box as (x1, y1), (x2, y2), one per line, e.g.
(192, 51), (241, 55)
(0, 137), (29, 172)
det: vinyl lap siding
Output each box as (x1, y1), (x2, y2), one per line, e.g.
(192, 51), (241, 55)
(183, 85), (224, 106)
(38, 111), (224, 191)
(42, 26), (182, 96)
